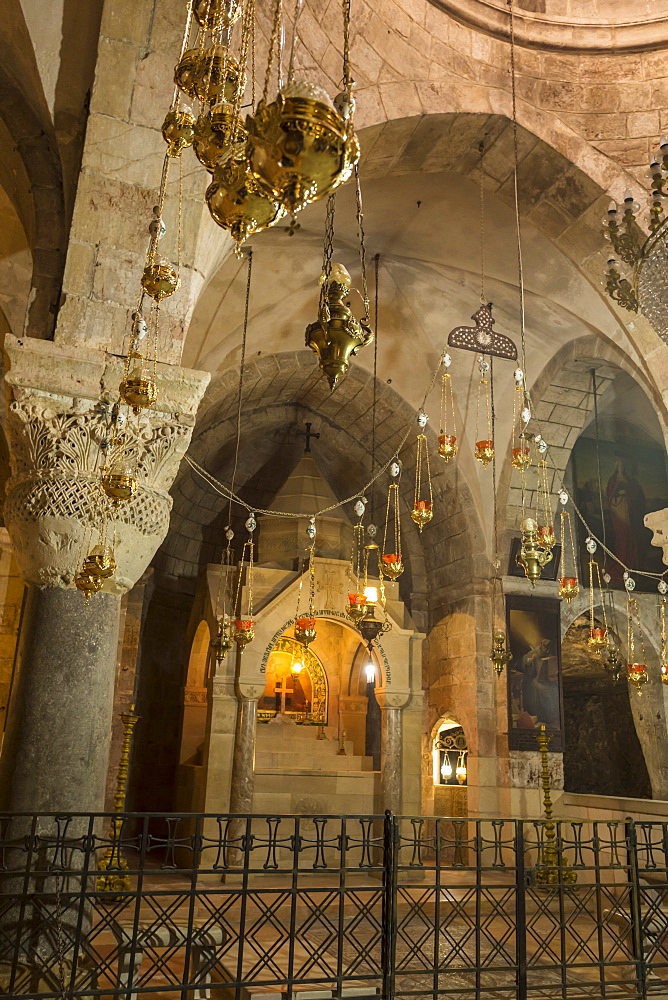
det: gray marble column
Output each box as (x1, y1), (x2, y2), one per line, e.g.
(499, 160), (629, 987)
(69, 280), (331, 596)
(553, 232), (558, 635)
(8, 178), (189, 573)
(229, 696), (257, 815)
(381, 705), (403, 815)
(0, 586), (121, 814)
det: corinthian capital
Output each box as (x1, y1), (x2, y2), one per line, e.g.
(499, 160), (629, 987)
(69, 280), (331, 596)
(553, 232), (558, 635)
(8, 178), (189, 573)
(3, 335), (209, 592)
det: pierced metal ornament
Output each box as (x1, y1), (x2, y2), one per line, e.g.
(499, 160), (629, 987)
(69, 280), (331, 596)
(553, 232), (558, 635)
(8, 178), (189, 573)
(245, 514), (257, 532)
(585, 537), (598, 554)
(448, 303), (518, 361)
(659, 579), (668, 595)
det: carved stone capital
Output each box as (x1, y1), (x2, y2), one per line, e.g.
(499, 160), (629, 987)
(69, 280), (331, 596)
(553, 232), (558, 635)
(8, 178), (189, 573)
(3, 335), (210, 593)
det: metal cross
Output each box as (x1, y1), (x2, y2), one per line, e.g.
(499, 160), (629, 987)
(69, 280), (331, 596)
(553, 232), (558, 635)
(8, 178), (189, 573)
(297, 422), (320, 453)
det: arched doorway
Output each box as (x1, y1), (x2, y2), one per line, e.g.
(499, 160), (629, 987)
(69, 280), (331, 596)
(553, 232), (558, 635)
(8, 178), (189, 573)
(431, 717), (468, 817)
(562, 615), (651, 799)
(257, 635), (328, 726)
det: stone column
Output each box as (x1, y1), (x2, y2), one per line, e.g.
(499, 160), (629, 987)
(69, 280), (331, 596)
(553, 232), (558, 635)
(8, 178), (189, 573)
(0, 335), (209, 815)
(376, 690), (409, 815)
(229, 678), (263, 816)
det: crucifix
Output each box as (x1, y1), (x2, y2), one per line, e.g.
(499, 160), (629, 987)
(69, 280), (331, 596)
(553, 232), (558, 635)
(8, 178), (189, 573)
(274, 676), (295, 714)
(297, 421), (320, 453)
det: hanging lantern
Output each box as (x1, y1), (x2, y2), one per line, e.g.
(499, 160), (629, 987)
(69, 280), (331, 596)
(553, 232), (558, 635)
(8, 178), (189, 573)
(211, 616), (233, 664)
(193, 0), (242, 30)
(346, 517), (367, 621)
(74, 567), (104, 603)
(490, 630), (511, 677)
(233, 531), (255, 648)
(411, 413), (433, 532)
(587, 556), (609, 652)
(119, 350), (157, 414)
(474, 356), (494, 467)
(141, 260), (179, 300)
(438, 353), (458, 463)
(75, 525), (117, 603)
(174, 46), (243, 106)
(294, 527), (318, 645)
(381, 467), (403, 581)
(516, 517), (552, 586)
(346, 592), (367, 622)
(510, 370), (531, 470)
(194, 109), (240, 172)
(627, 596), (648, 689)
(511, 438), (531, 471)
(161, 108), (196, 156)
(246, 81), (359, 214)
(101, 459), (138, 504)
(660, 597), (668, 684)
(558, 506), (580, 603)
(207, 143), (286, 246)
(305, 262), (373, 390)
(536, 456), (555, 551)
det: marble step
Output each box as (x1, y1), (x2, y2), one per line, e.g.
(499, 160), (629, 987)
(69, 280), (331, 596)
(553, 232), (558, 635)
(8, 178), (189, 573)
(256, 733), (356, 756)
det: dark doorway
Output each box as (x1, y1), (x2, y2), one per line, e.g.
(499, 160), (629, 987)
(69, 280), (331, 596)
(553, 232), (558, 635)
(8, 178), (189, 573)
(562, 616), (651, 798)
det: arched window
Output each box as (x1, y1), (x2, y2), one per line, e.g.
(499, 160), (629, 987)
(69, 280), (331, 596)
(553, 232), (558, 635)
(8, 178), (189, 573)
(433, 723), (468, 787)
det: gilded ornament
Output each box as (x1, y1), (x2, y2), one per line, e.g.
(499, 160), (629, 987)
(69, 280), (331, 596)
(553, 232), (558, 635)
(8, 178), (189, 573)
(194, 107), (245, 172)
(101, 463), (138, 504)
(305, 263), (373, 389)
(119, 352), (157, 414)
(193, 0), (242, 30)
(246, 81), (360, 213)
(490, 631), (511, 677)
(233, 618), (255, 647)
(410, 500), (433, 531)
(438, 434), (458, 462)
(174, 46), (243, 106)
(381, 553), (403, 581)
(294, 616), (317, 646)
(141, 260), (179, 300)
(206, 143), (285, 244)
(627, 663), (648, 688)
(74, 568), (103, 602)
(517, 517), (552, 586)
(161, 108), (196, 156)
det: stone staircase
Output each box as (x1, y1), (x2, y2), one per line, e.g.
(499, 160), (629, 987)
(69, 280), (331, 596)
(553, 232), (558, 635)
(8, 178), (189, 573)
(253, 723), (379, 815)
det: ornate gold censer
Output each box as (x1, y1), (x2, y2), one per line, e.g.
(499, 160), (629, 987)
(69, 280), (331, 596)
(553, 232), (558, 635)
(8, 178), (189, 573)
(246, 80), (359, 214)
(206, 142), (285, 245)
(305, 262), (373, 390)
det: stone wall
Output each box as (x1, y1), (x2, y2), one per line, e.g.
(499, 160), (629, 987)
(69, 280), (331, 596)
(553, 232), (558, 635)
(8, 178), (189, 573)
(0, 528), (23, 743)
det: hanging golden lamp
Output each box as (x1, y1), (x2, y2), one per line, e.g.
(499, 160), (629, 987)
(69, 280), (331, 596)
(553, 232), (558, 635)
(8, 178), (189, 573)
(233, 516), (256, 647)
(194, 105), (245, 172)
(380, 462), (403, 581)
(535, 447), (556, 551)
(211, 616), (234, 664)
(558, 501), (579, 603)
(516, 517), (552, 586)
(474, 356), (494, 467)
(101, 454), (139, 505)
(161, 108), (196, 157)
(305, 261), (373, 390)
(511, 371), (531, 471)
(294, 523), (318, 646)
(627, 596), (648, 689)
(490, 630), (511, 677)
(246, 80), (359, 214)
(193, 0), (242, 31)
(411, 412), (433, 532)
(587, 547), (609, 652)
(346, 499), (368, 622)
(660, 596), (668, 685)
(75, 516), (117, 604)
(206, 143), (285, 246)
(437, 353), (458, 463)
(174, 45), (243, 106)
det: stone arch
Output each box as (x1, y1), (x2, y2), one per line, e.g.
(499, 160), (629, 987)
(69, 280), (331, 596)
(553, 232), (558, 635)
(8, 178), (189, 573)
(180, 619), (211, 767)
(560, 591), (668, 800)
(260, 634), (329, 725)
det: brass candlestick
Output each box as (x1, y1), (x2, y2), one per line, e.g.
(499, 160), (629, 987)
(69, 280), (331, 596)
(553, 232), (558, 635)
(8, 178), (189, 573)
(96, 706), (139, 894)
(533, 724), (576, 886)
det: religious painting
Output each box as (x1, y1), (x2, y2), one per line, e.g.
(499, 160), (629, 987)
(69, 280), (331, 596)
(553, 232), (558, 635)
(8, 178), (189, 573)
(571, 433), (668, 591)
(257, 635), (327, 726)
(506, 595), (564, 752)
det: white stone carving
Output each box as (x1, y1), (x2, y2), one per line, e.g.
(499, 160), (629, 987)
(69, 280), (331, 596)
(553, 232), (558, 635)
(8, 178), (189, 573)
(645, 509), (668, 566)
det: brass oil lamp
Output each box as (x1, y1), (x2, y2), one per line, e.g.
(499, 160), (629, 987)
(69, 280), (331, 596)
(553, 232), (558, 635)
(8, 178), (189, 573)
(381, 554), (403, 581)
(305, 263), (373, 389)
(119, 351), (157, 414)
(474, 357), (494, 468)
(246, 81), (359, 214)
(141, 260), (179, 299)
(233, 619), (255, 647)
(537, 524), (556, 549)
(475, 440), (494, 467)
(490, 630), (511, 676)
(75, 543), (116, 603)
(587, 553), (609, 653)
(161, 108), (196, 156)
(294, 616), (317, 646)
(74, 568), (103, 603)
(193, 0), (242, 30)
(410, 500), (432, 531)
(438, 353), (458, 463)
(517, 517), (552, 586)
(627, 663), (648, 688)
(346, 593), (367, 623)
(356, 587), (386, 647)
(438, 435), (458, 462)
(661, 598), (668, 684)
(558, 577), (579, 602)
(211, 617), (233, 664)
(194, 105), (245, 172)
(174, 46), (243, 106)
(588, 626), (608, 651)
(558, 505), (579, 603)
(511, 445), (531, 470)
(101, 460), (138, 504)
(626, 596), (648, 691)
(206, 143), (285, 245)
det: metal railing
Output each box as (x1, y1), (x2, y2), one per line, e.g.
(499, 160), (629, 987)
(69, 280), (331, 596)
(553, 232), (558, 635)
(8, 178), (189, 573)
(0, 812), (666, 999)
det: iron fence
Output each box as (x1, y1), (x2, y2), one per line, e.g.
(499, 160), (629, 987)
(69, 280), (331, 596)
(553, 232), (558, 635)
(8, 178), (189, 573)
(0, 812), (665, 999)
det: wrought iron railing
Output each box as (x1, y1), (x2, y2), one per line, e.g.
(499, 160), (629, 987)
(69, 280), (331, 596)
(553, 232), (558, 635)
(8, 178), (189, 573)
(0, 812), (666, 999)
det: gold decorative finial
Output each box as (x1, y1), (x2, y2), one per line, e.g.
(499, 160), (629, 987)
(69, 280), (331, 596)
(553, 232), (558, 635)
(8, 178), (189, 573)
(96, 706), (140, 894)
(532, 724), (577, 887)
